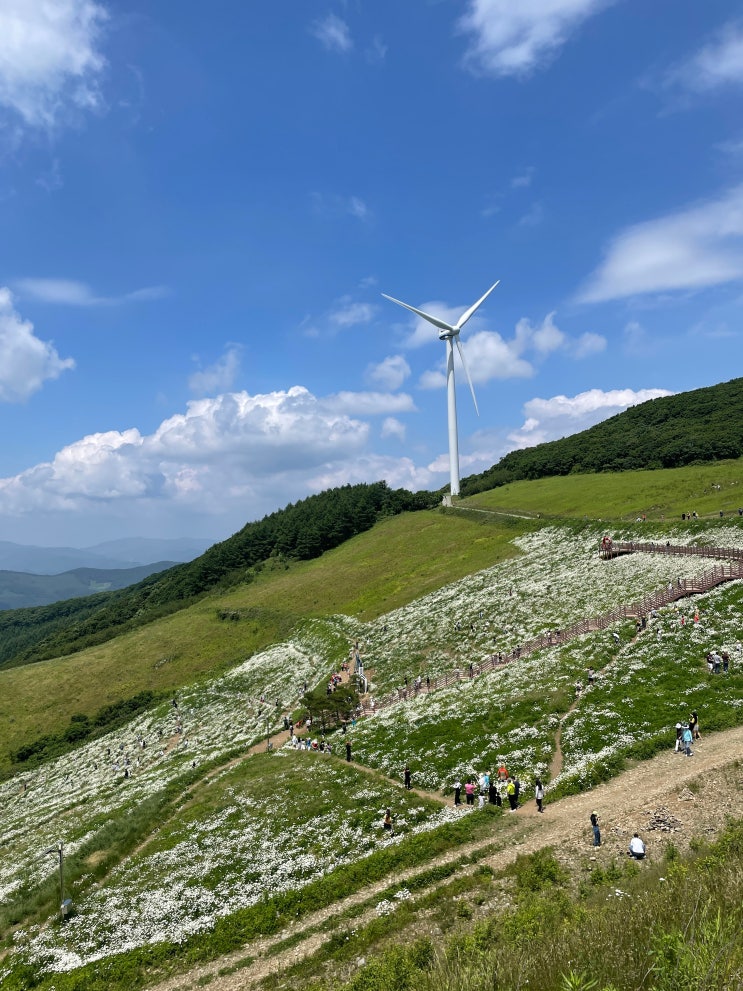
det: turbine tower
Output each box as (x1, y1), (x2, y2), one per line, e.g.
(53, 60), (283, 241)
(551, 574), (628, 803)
(382, 281), (499, 498)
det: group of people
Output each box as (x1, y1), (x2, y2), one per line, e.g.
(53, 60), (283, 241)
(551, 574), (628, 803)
(706, 649), (731, 674)
(452, 765), (538, 812)
(674, 710), (701, 756)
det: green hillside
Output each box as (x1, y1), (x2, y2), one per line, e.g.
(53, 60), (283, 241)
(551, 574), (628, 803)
(0, 481), (436, 672)
(460, 376), (743, 496)
(2, 460), (743, 991)
(462, 459), (743, 520)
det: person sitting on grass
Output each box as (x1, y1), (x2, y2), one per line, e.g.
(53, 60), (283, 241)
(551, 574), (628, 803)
(382, 808), (394, 836)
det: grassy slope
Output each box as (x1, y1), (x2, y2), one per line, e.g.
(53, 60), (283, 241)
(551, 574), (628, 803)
(462, 458), (743, 519)
(0, 511), (530, 768)
(5, 457), (743, 769)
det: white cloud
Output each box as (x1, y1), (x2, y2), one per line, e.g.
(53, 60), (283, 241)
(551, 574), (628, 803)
(365, 354), (411, 391)
(0, 387), (371, 518)
(516, 311), (565, 354)
(665, 21), (743, 93)
(458, 330), (535, 382)
(511, 166), (536, 188)
(0, 387), (438, 539)
(0, 287), (75, 402)
(321, 391), (416, 415)
(578, 184), (743, 303)
(310, 14), (353, 53)
(0, 0), (108, 129)
(366, 36), (388, 64)
(458, 0), (615, 78)
(572, 331), (607, 358)
(189, 345), (242, 396)
(348, 196), (371, 221)
(409, 309), (605, 390)
(517, 201), (544, 228)
(329, 299), (376, 328)
(310, 192), (372, 223)
(507, 387), (673, 447)
(381, 417), (405, 441)
(16, 278), (169, 306)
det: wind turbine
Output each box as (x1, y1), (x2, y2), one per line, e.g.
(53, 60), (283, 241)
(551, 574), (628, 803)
(382, 281), (499, 498)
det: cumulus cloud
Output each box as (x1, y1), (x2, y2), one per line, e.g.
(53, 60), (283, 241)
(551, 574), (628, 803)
(15, 278), (169, 306)
(365, 355), (411, 391)
(0, 0), (108, 129)
(310, 14), (353, 53)
(458, 0), (615, 78)
(189, 345), (242, 396)
(664, 21), (743, 93)
(321, 391), (415, 416)
(0, 288), (75, 402)
(578, 184), (743, 303)
(415, 311), (606, 389)
(0, 386), (371, 523)
(328, 299), (376, 329)
(507, 387), (673, 448)
(381, 417), (405, 441)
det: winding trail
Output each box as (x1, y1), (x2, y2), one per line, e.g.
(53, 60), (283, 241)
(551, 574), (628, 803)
(144, 724), (743, 991)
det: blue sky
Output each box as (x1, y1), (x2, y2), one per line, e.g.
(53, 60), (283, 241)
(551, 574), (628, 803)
(1, 0), (742, 546)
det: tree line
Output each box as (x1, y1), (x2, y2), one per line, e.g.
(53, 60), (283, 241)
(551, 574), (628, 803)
(460, 376), (743, 496)
(0, 482), (438, 670)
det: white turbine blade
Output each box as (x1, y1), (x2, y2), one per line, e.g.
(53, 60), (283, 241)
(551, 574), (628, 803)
(454, 280), (500, 331)
(455, 338), (479, 416)
(381, 293), (455, 334)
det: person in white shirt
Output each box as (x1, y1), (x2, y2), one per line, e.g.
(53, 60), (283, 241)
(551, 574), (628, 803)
(628, 833), (646, 859)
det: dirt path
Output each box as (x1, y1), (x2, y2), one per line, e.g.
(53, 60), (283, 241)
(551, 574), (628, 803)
(144, 724), (743, 991)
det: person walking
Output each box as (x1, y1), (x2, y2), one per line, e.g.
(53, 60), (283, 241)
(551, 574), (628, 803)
(404, 766), (412, 790)
(535, 777), (545, 813)
(345, 741), (352, 762)
(453, 779), (461, 806)
(590, 811), (601, 846)
(682, 724), (693, 756)
(674, 723), (683, 753)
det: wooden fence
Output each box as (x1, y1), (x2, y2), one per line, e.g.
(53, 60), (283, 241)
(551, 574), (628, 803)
(356, 545), (743, 719)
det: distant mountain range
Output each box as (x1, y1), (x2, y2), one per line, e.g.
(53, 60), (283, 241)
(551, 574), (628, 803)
(0, 563), (179, 611)
(0, 537), (214, 576)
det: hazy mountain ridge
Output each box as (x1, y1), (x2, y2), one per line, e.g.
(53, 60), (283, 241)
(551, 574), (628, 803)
(0, 537), (213, 575)
(0, 563), (179, 611)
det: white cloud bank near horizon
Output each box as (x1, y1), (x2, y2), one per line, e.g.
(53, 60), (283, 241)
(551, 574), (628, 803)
(0, 382), (672, 545)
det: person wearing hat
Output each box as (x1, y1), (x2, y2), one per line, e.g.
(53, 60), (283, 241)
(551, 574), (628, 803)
(590, 810), (601, 846)
(674, 723), (684, 752)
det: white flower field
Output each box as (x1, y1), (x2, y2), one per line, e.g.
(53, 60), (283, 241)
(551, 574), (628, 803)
(2, 519), (742, 981)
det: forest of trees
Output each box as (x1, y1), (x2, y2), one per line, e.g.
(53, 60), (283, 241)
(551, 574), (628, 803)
(460, 377), (743, 496)
(0, 482), (438, 670)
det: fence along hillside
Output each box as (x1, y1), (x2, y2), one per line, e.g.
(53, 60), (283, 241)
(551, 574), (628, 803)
(359, 540), (743, 717)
